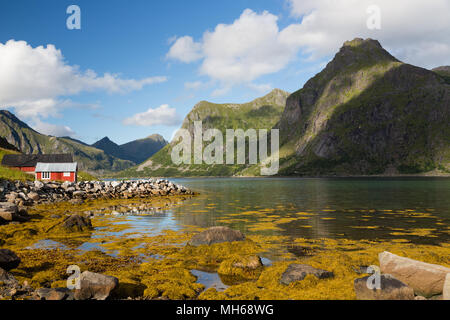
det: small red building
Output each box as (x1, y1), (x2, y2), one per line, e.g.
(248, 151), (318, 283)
(35, 162), (78, 183)
(1, 154), (73, 172)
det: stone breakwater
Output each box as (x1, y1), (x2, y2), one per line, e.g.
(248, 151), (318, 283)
(0, 179), (194, 223)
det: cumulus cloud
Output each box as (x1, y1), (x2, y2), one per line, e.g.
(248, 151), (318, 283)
(32, 119), (76, 137)
(167, 2), (450, 92)
(286, 0), (450, 67)
(0, 40), (167, 119)
(168, 9), (299, 89)
(123, 104), (181, 127)
(166, 36), (203, 63)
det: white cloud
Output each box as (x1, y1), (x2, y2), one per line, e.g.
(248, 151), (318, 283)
(167, 2), (450, 92)
(166, 36), (203, 63)
(286, 0), (450, 67)
(32, 119), (76, 137)
(168, 9), (300, 88)
(123, 104), (181, 127)
(0, 40), (167, 119)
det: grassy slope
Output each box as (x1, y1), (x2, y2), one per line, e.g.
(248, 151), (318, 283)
(114, 89), (289, 178)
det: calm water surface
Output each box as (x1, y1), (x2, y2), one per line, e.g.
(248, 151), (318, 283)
(122, 177), (450, 245)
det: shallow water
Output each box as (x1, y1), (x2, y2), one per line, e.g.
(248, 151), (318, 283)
(159, 177), (450, 244)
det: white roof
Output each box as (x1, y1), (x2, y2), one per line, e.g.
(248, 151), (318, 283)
(35, 162), (78, 172)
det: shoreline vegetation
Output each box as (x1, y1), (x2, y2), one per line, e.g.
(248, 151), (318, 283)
(0, 177), (449, 300)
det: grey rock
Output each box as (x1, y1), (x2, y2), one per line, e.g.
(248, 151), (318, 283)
(280, 264), (334, 285)
(444, 273), (450, 300)
(74, 271), (118, 300)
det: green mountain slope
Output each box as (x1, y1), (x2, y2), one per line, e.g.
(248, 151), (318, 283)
(0, 110), (134, 174)
(273, 38), (450, 175)
(92, 134), (167, 164)
(115, 88), (290, 177)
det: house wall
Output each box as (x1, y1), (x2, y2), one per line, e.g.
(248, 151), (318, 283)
(36, 171), (76, 182)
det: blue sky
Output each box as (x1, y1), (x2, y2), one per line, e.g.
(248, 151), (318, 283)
(1, 0), (449, 144)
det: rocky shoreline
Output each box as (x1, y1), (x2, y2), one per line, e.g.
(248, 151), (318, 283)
(0, 179), (194, 224)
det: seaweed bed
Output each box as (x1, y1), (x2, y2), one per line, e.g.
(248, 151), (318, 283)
(1, 196), (449, 300)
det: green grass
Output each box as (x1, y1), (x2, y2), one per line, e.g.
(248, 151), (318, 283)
(0, 148), (34, 181)
(77, 171), (100, 181)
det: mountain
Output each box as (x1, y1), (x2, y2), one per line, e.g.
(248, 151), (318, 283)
(274, 38), (450, 175)
(0, 110), (134, 174)
(92, 134), (167, 164)
(115, 88), (290, 177)
(432, 66), (450, 84)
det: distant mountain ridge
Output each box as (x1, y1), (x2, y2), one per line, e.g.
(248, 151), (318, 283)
(92, 134), (167, 164)
(0, 110), (157, 174)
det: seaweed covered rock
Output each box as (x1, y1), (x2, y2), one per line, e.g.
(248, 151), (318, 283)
(189, 227), (245, 246)
(379, 251), (450, 297)
(0, 249), (21, 271)
(74, 271), (118, 300)
(62, 214), (93, 232)
(280, 264), (334, 285)
(354, 274), (415, 300)
(218, 255), (263, 281)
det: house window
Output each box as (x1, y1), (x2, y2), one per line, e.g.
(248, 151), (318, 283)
(42, 172), (50, 179)
(63, 172), (71, 177)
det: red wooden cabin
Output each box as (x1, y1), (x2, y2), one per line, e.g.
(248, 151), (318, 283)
(35, 162), (78, 183)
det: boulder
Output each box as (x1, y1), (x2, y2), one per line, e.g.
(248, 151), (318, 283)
(27, 192), (40, 202)
(74, 271), (118, 300)
(62, 214), (93, 232)
(0, 249), (21, 271)
(379, 251), (450, 297)
(0, 267), (19, 287)
(0, 203), (18, 221)
(37, 287), (72, 300)
(280, 264), (334, 285)
(354, 274), (415, 300)
(444, 273), (450, 301)
(188, 227), (245, 246)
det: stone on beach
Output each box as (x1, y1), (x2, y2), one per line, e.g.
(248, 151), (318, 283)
(74, 271), (119, 300)
(379, 251), (450, 297)
(280, 264), (334, 285)
(62, 214), (93, 232)
(188, 226), (245, 246)
(354, 274), (415, 300)
(0, 249), (21, 271)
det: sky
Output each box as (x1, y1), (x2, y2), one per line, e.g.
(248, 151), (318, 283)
(1, 0), (449, 145)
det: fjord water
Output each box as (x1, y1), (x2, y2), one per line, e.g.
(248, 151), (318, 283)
(161, 178), (450, 244)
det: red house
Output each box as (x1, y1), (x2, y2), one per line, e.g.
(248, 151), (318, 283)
(35, 162), (78, 183)
(1, 154), (73, 172)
